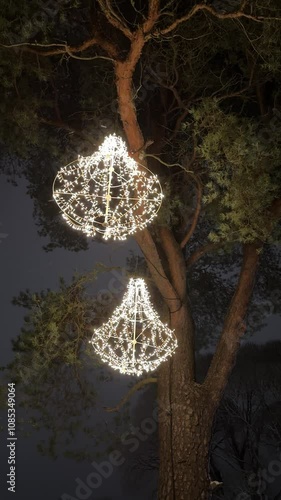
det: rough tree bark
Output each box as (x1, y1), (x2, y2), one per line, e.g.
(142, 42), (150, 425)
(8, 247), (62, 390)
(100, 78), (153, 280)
(158, 299), (214, 500)
(158, 371), (213, 500)
(156, 245), (260, 500)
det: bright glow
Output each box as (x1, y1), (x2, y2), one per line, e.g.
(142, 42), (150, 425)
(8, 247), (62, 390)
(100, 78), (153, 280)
(53, 134), (163, 240)
(90, 278), (177, 376)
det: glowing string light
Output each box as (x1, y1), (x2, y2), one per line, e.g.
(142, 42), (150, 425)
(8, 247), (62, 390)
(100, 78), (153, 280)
(53, 134), (163, 240)
(90, 278), (177, 376)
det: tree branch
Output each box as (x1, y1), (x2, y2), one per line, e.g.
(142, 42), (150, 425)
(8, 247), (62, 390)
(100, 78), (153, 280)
(97, 0), (134, 40)
(204, 243), (261, 403)
(157, 227), (195, 381)
(186, 242), (223, 268)
(113, 2), (161, 153)
(65, 51), (114, 62)
(169, 108), (189, 141)
(104, 377), (157, 412)
(158, 3), (281, 36)
(217, 57), (256, 102)
(115, 31), (147, 156)
(180, 177), (202, 249)
(1, 36), (119, 60)
(38, 117), (95, 146)
(158, 226), (186, 299)
(143, 0), (161, 34)
(135, 229), (181, 311)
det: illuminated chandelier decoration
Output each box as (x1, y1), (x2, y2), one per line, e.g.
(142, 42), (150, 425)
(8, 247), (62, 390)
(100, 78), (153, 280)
(90, 278), (177, 376)
(53, 134), (163, 240)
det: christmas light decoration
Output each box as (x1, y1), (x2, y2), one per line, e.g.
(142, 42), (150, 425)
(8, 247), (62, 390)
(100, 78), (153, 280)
(90, 278), (177, 376)
(53, 134), (163, 240)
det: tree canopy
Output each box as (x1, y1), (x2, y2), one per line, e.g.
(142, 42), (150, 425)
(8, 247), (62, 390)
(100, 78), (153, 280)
(1, 1), (281, 249)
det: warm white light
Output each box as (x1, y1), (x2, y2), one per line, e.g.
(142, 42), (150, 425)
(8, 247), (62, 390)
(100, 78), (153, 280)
(53, 134), (163, 240)
(90, 278), (177, 376)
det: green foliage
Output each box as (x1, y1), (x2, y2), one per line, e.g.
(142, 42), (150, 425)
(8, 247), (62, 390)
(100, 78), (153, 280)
(190, 99), (281, 243)
(157, 178), (192, 228)
(9, 272), (101, 381)
(2, 270), (106, 458)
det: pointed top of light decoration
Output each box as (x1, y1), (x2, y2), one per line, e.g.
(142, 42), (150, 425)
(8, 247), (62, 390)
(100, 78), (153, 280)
(53, 134), (163, 240)
(90, 278), (177, 376)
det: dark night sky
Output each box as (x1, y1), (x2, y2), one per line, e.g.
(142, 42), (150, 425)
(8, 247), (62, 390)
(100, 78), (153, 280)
(0, 176), (280, 500)
(0, 176), (153, 500)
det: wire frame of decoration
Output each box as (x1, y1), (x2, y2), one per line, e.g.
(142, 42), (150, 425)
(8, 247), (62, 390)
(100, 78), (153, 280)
(90, 278), (177, 376)
(53, 134), (163, 240)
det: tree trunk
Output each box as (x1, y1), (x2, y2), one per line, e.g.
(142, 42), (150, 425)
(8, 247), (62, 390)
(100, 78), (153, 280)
(158, 370), (213, 500)
(156, 244), (261, 499)
(157, 305), (214, 500)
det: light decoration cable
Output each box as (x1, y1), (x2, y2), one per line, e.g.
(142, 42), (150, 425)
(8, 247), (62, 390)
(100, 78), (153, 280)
(90, 278), (177, 376)
(53, 134), (163, 240)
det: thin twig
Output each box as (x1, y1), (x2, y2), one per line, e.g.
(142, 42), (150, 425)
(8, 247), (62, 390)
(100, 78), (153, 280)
(97, 0), (134, 40)
(158, 3), (281, 36)
(104, 377), (158, 412)
(38, 117), (95, 145)
(1, 36), (118, 60)
(186, 242), (223, 268)
(180, 177), (202, 248)
(143, 154), (192, 172)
